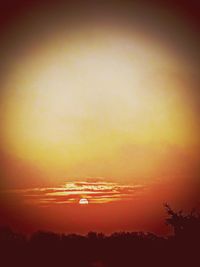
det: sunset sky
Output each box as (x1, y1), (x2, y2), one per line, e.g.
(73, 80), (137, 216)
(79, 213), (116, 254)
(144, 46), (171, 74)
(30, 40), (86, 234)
(0, 0), (199, 235)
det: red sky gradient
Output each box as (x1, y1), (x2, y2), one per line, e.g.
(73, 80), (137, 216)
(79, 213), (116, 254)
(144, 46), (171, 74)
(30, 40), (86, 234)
(0, 0), (199, 235)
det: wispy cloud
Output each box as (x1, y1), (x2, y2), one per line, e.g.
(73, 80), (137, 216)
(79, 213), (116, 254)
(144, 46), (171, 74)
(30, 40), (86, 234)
(2, 181), (146, 206)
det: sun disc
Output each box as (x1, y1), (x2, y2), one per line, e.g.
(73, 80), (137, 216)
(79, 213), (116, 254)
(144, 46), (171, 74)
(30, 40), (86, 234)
(79, 198), (89, 205)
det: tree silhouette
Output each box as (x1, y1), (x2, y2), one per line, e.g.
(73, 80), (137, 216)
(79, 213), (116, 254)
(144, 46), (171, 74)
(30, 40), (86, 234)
(0, 204), (200, 267)
(164, 203), (200, 240)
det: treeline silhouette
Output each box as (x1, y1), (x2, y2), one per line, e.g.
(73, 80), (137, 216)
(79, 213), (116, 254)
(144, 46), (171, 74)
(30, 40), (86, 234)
(0, 204), (200, 267)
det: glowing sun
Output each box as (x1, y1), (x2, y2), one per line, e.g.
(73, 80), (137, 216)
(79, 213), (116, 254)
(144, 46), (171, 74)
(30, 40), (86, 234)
(79, 198), (89, 205)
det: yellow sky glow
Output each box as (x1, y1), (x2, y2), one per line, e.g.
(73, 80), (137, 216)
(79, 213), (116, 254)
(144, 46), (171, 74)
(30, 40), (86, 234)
(1, 29), (198, 184)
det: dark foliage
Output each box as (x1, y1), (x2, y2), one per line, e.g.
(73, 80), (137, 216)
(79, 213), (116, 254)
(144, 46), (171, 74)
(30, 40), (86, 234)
(0, 205), (200, 267)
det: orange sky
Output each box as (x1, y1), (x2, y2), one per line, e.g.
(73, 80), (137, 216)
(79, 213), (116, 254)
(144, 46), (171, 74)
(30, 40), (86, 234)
(0, 0), (199, 235)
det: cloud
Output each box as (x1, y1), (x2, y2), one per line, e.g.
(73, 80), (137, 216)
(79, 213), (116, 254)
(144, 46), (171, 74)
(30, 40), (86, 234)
(2, 181), (145, 206)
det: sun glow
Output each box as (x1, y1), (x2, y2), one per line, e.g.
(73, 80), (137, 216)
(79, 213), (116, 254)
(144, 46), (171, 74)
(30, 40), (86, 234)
(1, 28), (198, 184)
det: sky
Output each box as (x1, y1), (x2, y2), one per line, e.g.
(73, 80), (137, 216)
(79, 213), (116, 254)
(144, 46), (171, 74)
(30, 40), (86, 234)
(0, 0), (199, 235)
